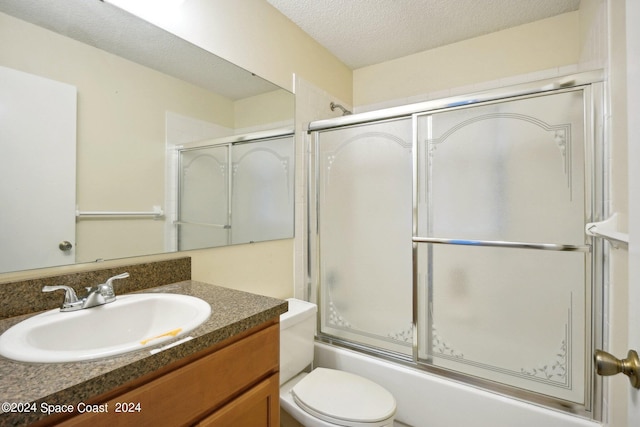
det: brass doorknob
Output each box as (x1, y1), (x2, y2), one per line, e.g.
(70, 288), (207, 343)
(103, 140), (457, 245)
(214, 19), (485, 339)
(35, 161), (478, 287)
(594, 349), (640, 388)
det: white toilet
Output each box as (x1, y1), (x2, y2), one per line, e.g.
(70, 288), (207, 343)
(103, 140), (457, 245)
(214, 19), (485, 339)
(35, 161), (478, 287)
(280, 298), (397, 427)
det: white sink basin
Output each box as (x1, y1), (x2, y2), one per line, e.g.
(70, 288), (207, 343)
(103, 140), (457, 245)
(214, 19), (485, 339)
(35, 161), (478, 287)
(0, 293), (211, 363)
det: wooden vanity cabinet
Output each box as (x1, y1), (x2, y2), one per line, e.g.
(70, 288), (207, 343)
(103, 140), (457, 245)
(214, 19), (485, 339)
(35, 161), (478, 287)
(56, 320), (280, 427)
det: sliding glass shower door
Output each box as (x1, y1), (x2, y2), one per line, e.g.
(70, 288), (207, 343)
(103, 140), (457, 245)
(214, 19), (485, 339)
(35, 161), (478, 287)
(414, 89), (591, 404)
(314, 118), (414, 356)
(311, 74), (603, 413)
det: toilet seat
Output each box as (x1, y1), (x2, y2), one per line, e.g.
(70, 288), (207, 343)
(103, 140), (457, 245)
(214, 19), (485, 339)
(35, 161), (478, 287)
(291, 368), (396, 427)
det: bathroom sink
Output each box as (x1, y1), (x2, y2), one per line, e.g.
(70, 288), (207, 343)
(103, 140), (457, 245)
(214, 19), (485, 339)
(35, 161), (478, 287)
(0, 293), (211, 363)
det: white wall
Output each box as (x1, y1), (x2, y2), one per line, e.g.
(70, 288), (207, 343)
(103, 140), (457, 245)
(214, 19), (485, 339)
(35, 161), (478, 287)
(626, 0), (640, 423)
(605, 0), (631, 424)
(291, 77), (353, 300)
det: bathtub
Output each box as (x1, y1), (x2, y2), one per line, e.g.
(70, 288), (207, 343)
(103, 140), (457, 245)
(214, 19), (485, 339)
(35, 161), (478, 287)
(314, 342), (601, 427)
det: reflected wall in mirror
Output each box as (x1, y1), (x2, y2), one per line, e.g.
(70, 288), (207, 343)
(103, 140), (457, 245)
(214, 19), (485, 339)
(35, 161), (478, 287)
(0, 0), (295, 274)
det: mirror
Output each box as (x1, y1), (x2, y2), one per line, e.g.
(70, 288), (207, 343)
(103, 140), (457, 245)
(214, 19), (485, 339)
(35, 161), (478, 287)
(0, 0), (295, 274)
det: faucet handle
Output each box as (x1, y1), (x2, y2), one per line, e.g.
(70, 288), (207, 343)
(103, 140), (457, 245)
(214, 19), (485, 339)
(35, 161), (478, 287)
(105, 272), (130, 286)
(102, 272), (130, 301)
(42, 285), (81, 311)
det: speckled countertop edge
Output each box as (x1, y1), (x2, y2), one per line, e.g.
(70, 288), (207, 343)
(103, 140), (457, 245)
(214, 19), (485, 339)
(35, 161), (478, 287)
(0, 281), (287, 427)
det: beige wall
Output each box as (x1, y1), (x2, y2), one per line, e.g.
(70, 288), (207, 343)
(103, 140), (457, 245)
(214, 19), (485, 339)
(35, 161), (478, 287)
(188, 239), (293, 299)
(353, 12), (580, 108)
(234, 88), (294, 132)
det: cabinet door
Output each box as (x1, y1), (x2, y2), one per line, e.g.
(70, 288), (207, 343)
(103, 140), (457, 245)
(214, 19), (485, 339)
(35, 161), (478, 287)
(197, 374), (280, 427)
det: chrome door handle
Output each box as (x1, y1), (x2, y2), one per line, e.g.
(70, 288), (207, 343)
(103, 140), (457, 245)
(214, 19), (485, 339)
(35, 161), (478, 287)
(594, 349), (640, 388)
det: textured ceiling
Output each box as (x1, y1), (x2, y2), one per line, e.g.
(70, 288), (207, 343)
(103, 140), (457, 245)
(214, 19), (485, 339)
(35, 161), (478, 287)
(266, 0), (581, 69)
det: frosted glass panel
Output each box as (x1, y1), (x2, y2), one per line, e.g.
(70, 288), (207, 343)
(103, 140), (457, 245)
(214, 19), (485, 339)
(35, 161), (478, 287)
(416, 244), (586, 403)
(415, 89), (590, 404)
(178, 145), (229, 250)
(416, 90), (586, 245)
(317, 119), (413, 355)
(231, 136), (294, 244)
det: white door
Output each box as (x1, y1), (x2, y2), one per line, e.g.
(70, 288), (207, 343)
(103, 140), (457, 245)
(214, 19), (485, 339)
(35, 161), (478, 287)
(627, 0), (640, 424)
(0, 66), (77, 273)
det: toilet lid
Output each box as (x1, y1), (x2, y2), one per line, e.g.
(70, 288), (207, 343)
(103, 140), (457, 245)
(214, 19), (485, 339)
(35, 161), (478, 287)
(291, 368), (396, 426)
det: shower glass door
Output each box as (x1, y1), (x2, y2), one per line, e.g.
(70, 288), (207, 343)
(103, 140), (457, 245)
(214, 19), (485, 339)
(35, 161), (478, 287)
(314, 118), (414, 356)
(414, 89), (592, 404)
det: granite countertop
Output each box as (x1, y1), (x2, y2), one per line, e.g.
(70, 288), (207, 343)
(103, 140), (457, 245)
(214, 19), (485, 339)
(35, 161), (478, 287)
(0, 281), (288, 427)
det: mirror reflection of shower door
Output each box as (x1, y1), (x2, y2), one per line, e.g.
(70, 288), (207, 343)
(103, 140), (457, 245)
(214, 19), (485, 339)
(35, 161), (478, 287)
(414, 89), (592, 404)
(178, 145), (230, 250)
(231, 136), (294, 245)
(315, 118), (413, 356)
(177, 135), (294, 250)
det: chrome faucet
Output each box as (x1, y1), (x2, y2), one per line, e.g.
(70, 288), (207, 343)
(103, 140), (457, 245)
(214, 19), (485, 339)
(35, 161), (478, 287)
(42, 272), (130, 312)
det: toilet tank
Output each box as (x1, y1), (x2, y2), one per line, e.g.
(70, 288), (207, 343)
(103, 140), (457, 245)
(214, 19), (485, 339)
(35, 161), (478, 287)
(280, 298), (317, 385)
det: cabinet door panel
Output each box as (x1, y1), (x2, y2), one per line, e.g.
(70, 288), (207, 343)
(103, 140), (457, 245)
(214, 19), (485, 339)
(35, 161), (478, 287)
(197, 374), (280, 427)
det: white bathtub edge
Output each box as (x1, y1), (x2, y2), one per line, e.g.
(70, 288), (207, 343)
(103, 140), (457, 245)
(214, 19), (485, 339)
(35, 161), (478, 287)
(314, 342), (602, 427)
